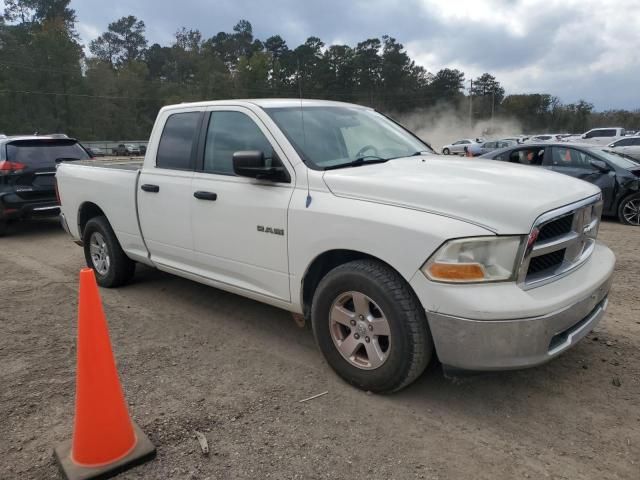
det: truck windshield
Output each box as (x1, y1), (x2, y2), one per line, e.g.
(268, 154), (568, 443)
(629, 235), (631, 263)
(265, 106), (432, 169)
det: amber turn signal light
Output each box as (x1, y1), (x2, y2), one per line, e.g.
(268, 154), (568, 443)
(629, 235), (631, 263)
(427, 263), (485, 281)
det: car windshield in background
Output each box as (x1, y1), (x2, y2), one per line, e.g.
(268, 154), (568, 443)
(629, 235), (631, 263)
(593, 148), (640, 169)
(265, 106), (432, 169)
(6, 140), (90, 168)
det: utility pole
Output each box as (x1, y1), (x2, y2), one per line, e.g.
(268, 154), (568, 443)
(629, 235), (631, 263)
(491, 90), (495, 131)
(468, 79), (473, 130)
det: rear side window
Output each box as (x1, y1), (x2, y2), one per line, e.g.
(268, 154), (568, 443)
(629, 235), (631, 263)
(6, 140), (89, 169)
(156, 112), (201, 170)
(614, 138), (633, 147)
(508, 148), (546, 165)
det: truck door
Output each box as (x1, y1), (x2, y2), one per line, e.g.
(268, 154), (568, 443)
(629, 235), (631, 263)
(137, 110), (202, 270)
(190, 108), (294, 301)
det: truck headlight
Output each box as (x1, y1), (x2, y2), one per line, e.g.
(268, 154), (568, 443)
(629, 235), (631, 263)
(422, 236), (525, 283)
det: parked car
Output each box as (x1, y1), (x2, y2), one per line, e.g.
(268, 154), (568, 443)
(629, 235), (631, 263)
(0, 136), (90, 236)
(481, 142), (640, 225)
(112, 144), (141, 156)
(86, 147), (107, 157)
(138, 144), (147, 155)
(606, 136), (640, 161)
(526, 134), (566, 143)
(572, 127), (627, 145)
(57, 99), (614, 392)
(466, 139), (516, 156)
(501, 136), (527, 144)
(441, 139), (478, 155)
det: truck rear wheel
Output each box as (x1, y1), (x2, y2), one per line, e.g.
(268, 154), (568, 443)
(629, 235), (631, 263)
(311, 259), (432, 393)
(83, 216), (135, 287)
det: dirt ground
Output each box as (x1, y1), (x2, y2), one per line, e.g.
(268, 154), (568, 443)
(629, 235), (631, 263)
(0, 218), (638, 480)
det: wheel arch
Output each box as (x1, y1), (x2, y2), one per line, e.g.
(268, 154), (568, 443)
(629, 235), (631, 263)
(300, 249), (417, 318)
(77, 201), (107, 239)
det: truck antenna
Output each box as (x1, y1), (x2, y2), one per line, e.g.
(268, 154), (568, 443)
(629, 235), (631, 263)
(298, 58), (312, 208)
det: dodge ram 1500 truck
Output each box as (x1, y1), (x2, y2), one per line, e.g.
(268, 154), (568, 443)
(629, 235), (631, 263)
(56, 99), (615, 392)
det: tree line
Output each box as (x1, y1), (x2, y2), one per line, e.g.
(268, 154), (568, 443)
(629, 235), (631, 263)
(0, 0), (638, 140)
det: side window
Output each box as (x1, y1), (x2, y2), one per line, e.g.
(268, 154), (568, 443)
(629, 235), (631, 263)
(632, 138), (640, 146)
(203, 111), (274, 175)
(509, 148), (545, 165)
(156, 112), (201, 170)
(462, 140), (470, 144)
(550, 147), (595, 169)
(615, 138), (632, 147)
(602, 129), (616, 137)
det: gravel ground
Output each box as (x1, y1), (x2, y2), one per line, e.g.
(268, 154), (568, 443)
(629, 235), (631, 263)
(0, 218), (638, 479)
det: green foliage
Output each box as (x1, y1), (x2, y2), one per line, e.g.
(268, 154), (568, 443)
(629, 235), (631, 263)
(0, 5), (638, 140)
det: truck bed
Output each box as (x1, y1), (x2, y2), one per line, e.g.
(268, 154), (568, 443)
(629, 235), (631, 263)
(56, 159), (150, 263)
(69, 158), (144, 171)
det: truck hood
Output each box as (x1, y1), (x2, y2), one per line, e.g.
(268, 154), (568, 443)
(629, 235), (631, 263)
(322, 156), (600, 234)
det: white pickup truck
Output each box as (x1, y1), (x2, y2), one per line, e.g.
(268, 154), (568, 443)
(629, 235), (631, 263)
(56, 99), (615, 392)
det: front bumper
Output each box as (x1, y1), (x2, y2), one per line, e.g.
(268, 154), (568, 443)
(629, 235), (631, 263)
(410, 242), (615, 371)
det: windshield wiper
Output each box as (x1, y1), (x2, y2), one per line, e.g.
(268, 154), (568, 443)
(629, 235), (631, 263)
(324, 156), (389, 170)
(383, 151), (431, 161)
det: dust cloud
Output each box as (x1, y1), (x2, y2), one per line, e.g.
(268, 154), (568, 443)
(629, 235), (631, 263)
(394, 104), (524, 152)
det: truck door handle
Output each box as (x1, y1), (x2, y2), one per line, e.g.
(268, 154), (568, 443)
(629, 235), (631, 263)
(193, 191), (217, 201)
(141, 184), (160, 193)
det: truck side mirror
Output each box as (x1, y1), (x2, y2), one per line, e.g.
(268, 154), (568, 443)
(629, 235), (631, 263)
(232, 150), (290, 183)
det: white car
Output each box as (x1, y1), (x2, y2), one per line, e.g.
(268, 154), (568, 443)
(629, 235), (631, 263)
(56, 99), (615, 393)
(526, 134), (566, 143)
(606, 136), (640, 161)
(441, 139), (479, 155)
(572, 127), (627, 145)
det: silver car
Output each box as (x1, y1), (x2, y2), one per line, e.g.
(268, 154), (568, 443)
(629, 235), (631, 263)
(467, 140), (517, 156)
(607, 136), (640, 161)
(441, 139), (478, 155)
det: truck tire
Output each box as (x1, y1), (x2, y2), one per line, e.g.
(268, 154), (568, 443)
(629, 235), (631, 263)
(618, 193), (640, 226)
(82, 216), (135, 287)
(311, 259), (432, 393)
(0, 221), (7, 237)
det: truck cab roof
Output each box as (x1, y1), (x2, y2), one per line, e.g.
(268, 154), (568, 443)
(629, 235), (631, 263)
(164, 98), (373, 112)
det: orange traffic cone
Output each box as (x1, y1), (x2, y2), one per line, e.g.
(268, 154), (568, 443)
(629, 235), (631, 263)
(54, 268), (155, 480)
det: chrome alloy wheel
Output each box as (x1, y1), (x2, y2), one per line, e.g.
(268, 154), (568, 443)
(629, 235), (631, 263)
(329, 291), (391, 370)
(622, 198), (640, 226)
(89, 232), (110, 275)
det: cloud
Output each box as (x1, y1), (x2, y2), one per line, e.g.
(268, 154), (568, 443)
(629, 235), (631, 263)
(71, 0), (640, 110)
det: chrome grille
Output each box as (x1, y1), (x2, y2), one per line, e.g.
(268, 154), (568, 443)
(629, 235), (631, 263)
(518, 195), (603, 289)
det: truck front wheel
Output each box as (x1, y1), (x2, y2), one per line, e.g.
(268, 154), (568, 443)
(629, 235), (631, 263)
(311, 260), (432, 393)
(83, 216), (135, 287)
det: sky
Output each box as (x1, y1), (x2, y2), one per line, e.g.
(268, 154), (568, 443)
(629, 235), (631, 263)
(67, 0), (640, 110)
